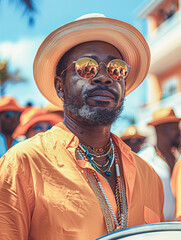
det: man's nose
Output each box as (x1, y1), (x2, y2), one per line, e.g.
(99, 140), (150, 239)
(90, 64), (113, 86)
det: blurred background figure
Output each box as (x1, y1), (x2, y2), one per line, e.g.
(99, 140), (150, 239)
(171, 156), (181, 221)
(121, 125), (146, 153)
(44, 101), (64, 121)
(0, 96), (24, 157)
(13, 106), (63, 139)
(138, 107), (181, 221)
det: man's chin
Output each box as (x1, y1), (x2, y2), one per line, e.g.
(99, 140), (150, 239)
(71, 105), (123, 126)
(64, 94), (124, 126)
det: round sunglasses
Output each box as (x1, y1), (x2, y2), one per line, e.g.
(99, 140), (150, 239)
(60, 57), (130, 81)
(3, 111), (21, 118)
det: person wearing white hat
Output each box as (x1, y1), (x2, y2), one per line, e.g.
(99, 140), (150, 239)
(0, 14), (164, 240)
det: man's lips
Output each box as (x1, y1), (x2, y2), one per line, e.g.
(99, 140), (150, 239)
(87, 90), (115, 101)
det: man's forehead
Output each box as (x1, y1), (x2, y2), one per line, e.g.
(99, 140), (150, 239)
(65, 41), (122, 60)
(71, 40), (120, 52)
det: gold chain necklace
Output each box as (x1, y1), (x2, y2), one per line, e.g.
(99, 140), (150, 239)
(76, 139), (128, 231)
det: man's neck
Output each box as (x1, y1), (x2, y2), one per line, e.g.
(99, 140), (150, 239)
(64, 112), (111, 148)
(156, 141), (176, 171)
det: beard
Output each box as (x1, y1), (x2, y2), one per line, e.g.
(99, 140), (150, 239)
(63, 86), (124, 126)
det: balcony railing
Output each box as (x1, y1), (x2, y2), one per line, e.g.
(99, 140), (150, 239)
(149, 10), (181, 43)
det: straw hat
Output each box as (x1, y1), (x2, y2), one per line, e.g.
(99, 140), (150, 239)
(33, 13), (151, 107)
(121, 125), (146, 140)
(0, 96), (24, 112)
(44, 102), (64, 112)
(148, 108), (181, 126)
(13, 106), (63, 138)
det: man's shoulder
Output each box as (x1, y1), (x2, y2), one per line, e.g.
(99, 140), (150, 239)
(131, 151), (162, 182)
(132, 150), (154, 169)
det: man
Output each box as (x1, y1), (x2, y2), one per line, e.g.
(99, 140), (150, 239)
(0, 95), (24, 157)
(121, 125), (146, 153)
(0, 14), (164, 240)
(171, 156), (181, 221)
(138, 107), (181, 221)
(12, 106), (63, 139)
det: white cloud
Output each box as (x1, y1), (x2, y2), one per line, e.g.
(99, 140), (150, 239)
(0, 37), (43, 77)
(0, 37), (48, 106)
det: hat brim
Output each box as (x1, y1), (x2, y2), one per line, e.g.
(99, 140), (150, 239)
(148, 117), (181, 126)
(121, 133), (146, 140)
(13, 113), (63, 138)
(0, 105), (24, 112)
(33, 17), (151, 108)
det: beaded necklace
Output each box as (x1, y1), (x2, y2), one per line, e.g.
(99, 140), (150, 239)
(78, 140), (115, 176)
(83, 140), (111, 153)
(76, 139), (128, 231)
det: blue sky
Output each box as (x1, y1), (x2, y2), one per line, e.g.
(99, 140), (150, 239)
(0, 0), (149, 135)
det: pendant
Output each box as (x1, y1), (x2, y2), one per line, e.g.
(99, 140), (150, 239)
(106, 170), (111, 176)
(114, 225), (122, 231)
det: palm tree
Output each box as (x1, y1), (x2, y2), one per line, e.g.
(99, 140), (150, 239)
(0, 60), (25, 96)
(0, 0), (36, 25)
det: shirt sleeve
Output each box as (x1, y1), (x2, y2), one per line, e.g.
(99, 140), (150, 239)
(0, 149), (34, 239)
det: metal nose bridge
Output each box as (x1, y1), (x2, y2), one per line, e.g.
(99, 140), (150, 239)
(98, 62), (107, 68)
(91, 61), (113, 85)
(97, 62), (108, 75)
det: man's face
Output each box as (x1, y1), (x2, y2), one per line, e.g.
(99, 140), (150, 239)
(58, 41), (126, 126)
(158, 122), (180, 148)
(166, 122), (181, 148)
(123, 138), (145, 153)
(0, 111), (21, 135)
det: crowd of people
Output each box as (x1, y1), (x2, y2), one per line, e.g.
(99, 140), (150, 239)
(0, 13), (181, 240)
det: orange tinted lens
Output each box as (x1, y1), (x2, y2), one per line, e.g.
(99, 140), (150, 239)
(75, 58), (98, 79)
(107, 60), (129, 80)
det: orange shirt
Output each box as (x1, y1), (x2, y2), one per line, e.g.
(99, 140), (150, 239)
(0, 123), (164, 240)
(171, 156), (181, 220)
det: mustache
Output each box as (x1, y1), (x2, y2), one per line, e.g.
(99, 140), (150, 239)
(83, 85), (120, 101)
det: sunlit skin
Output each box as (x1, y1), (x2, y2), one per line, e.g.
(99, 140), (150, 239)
(54, 41), (126, 193)
(26, 121), (52, 138)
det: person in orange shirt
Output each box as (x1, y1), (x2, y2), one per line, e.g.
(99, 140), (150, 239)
(0, 95), (24, 157)
(121, 125), (146, 153)
(0, 14), (164, 240)
(171, 156), (181, 221)
(13, 106), (63, 139)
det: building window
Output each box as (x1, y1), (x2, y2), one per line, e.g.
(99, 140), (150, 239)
(153, 0), (179, 28)
(161, 77), (179, 99)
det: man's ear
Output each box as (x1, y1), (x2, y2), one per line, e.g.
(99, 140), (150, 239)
(54, 76), (64, 99)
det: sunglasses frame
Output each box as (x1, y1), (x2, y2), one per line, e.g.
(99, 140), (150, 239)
(60, 57), (130, 81)
(3, 111), (21, 118)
